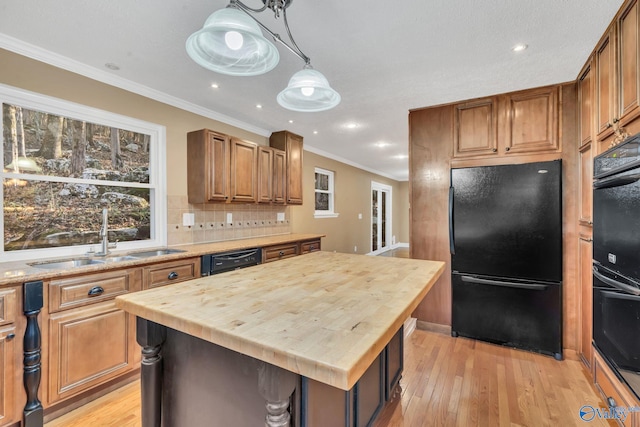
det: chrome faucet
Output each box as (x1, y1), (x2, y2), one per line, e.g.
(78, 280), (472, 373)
(95, 208), (117, 256)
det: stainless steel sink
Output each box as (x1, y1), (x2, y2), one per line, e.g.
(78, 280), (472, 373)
(129, 248), (186, 258)
(29, 258), (106, 269)
(101, 255), (139, 263)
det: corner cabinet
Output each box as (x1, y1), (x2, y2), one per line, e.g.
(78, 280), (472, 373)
(270, 130), (304, 205)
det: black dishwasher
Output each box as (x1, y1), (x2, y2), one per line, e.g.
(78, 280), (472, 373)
(201, 248), (262, 276)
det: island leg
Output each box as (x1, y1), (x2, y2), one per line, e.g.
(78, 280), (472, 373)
(136, 317), (167, 427)
(23, 281), (44, 427)
(257, 362), (298, 427)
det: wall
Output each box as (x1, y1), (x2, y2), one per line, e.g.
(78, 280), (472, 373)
(290, 151), (409, 254)
(0, 48), (407, 250)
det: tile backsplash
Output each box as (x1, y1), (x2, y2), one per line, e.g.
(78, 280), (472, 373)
(167, 195), (291, 245)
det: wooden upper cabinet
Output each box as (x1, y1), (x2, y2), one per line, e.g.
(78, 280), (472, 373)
(272, 148), (286, 205)
(596, 26), (616, 140)
(270, 131), (303, 205)
(453, 98), (498, 158)
(579, 61), (594, 149)
(230, 138), (258, 203)
(187, 129), (230, 203)
(257, 146), (274, 204)
(618, 0), (640, 126)
(503, 86), (559, 154)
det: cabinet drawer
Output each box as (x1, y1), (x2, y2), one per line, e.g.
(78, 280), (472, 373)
(144, 258), (200, 289)
(594, 352), (638, 427)
(300, 240), (321, 254)
(263, 244), (299, 263)
(0, 288), (16, 326)
(49, 269), (140, 313)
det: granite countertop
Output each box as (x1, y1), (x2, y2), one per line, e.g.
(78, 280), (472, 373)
(115, 251), (445, 390)
(0, 233), (324, 286)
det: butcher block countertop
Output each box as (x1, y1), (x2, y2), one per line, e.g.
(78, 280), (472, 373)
(0, 233), (323, 286)
(115, 251), (445, 390)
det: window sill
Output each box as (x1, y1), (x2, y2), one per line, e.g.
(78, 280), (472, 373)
(314, 212), (340, 219)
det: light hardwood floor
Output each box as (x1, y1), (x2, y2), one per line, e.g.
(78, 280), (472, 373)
(44, 329), (614, 427)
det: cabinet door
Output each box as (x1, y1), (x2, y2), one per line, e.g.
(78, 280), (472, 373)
(257, 146), (274, 204)
(0, 325), (16, 427)
(187, 130), (230, 203)
(579, 235), (593, 369)
(578, 61), (594, 149)
(230, 138), (258, 203)
(272, 149), (286, 205)
(47, 301), (138, 404)
(579, 143), (593, 226)
(618, 0), (640, 126)
(453, 98), (498, 158)
(503, 86), (559, 154)
(286, 133), (304, 205)
(596, 27), (616, 140)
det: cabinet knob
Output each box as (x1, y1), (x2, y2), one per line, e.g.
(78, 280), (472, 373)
(613, 117), (619, 124)
(5, 333), (15, 341)
(168, 272), (179, 280)
(492, 148), (497, 153)
(607, 396), (617, 408)
(505, 147), (510, 152)
(88, 286), (105, 297)
(606, 122), (613, 129)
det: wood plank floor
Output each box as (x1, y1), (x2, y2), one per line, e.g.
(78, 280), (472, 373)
(45, 329), (614, 427)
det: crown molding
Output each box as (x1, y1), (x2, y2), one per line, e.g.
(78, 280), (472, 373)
(0, 32), (271, 137)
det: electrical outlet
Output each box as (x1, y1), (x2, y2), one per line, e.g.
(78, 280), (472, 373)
(358, 213), (362, 219)
(226, 213), (233, 224)
(354, 246), (357, 252)
(182, 213), (195, 226)
(277, 212), (285, 221)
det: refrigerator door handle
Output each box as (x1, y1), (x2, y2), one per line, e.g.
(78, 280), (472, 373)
(461, 275), (551, 290)
(592, 266), (640, 296)
(449, 186), (455, 255)
(593, 173), (640, 190)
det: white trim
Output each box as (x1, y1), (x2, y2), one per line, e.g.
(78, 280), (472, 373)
(304, 144), (406, 182)
(370, 181), (393, 255)
(313, 212), (339, 219)
(0, 83), (167, 261)
(0, 33), (270, 138)
(314, 167), (339, 217)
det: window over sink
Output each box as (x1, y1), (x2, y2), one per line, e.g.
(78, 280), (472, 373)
(0, 84), (166, 261)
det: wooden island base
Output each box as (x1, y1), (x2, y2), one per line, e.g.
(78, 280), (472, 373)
(137, 318), (404, 427)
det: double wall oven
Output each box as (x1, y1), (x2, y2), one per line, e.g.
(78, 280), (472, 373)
(593, 135), (640, 400)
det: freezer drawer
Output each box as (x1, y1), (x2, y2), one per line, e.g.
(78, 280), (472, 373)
(451, 273), (562, 359)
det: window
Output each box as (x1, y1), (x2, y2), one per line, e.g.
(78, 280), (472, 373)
(314, 167), (338, 218)
(1, 84), (166, 261)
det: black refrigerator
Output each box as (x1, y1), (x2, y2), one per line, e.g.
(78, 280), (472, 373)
(450, 160), (563, 360)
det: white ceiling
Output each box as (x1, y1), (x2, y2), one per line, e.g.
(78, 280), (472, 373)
(0, 0), (624, 180)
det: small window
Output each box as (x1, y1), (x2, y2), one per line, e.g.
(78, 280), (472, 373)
(314, 168), (338, 218)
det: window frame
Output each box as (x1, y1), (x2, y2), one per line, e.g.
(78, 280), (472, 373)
(0, 83), (167, 262)
(314, 167), (339, 218)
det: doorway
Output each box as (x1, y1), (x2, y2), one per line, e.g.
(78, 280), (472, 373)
(371, 182), (392, 255)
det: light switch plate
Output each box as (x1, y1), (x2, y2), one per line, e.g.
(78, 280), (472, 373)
(226, 213), (233, 224)
(277, 212), (285, 222)
(182, 213), (195, 226)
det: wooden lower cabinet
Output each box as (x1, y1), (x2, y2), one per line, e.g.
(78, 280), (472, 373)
(593, 350), (639, 427)
(0, 325), (16, 427)
(47, 300), (139, 404)
(45, 268), (142, 406)
(263, 243), (299, 263)
(142, 257), (200, 289)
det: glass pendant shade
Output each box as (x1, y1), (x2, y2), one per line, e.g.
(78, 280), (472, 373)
(185, 7), (280, 76)
(277, 68), (341, 112)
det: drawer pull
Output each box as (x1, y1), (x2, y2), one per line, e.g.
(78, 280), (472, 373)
(168, 272), (179, 280)
(309, 245), (315, 251)
(88, 286), (105, 297)
(5, 333), (15, 341)
(279, 251), (285, 257)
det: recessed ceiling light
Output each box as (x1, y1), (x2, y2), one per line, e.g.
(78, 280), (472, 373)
(211, 83), (219, 89)
(105, 63), (120, 70)
(345, 123), (359, 129)
(394, 154), (408, 160)
(313, 130), (318, 135)
(256, 104), (263, 109)
(375, 142), (389, 148)
(288, 120), (294, 124)
(512, 44), (528, 52)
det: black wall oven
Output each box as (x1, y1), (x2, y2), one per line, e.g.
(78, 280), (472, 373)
(593, 135), (640, 400)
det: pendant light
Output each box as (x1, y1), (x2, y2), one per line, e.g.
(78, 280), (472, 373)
(186, 0), (340, 112)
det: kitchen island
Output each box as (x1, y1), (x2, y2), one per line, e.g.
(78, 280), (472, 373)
(115, 251), (444, 427)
